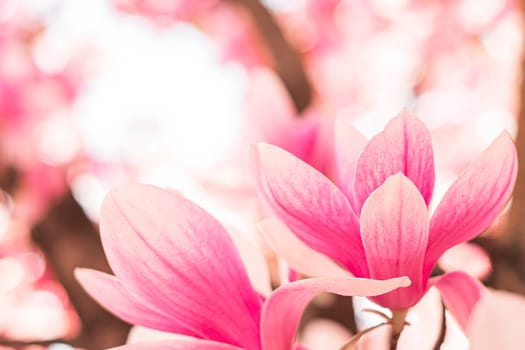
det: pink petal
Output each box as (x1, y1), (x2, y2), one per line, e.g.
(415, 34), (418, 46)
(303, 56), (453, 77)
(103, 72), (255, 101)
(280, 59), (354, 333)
(357, 289), (444, 350)
(127, 326), (184, 344)
(258, 218), (352, 279)
(431, 271), (484, 332)
(357, 324), (389, 350)
(353, 109), (435, 213)
(333, 116), (368, 211)
(468, 289), (525, 350)
(397, 288), (443, 350)
(300, 319), (353, 350)
(111, 339), (244, 350)
(75, 268), (176, 332)
(100, 184), (262, 349)
(438, 243), (492, 280)
(252, 143), (368, 276)
(246, 69), (296, 129)
(425, 132), (517, 274)
(306, 110), (336, 176)
(260, 276), (411, 350)
(360, 173), (429, 309)
(246, 68), (319, 164)
(227, 226), (272, 296)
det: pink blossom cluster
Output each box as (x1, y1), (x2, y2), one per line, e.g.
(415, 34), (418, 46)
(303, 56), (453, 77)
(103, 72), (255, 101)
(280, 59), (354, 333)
(77, 110), (517, 349)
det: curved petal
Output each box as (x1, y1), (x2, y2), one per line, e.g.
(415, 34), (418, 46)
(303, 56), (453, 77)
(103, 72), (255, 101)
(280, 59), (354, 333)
(360, 173), (429, 309)
(333, 116), (368, 211)
(353, 109), (435, 213)
(431, 271), (484, 331)
(252, 143), (368, 276)
(111, 339), (244, 350)
(300, 319), (353, 350)
(100, 184), (262, 349)
(75, 268), (176, 332)
(425, 132), (517, 274)
(227, 226), (272, 296)
(246, 68), (319, 165)
(246, 69), (296, 130)
(438, 243), (492, 280)
(258, 218), (352, 279)
(127, 326), (184, 344)
(260, 276), (411, 350)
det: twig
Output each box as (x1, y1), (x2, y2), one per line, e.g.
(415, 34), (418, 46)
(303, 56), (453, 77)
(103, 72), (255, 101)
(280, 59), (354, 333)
(389, 309), (408, 350)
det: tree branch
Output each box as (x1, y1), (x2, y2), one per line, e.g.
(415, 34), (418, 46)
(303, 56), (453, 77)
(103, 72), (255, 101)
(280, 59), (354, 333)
(507, 1), (525, 250)
(229, 0), (312, 112)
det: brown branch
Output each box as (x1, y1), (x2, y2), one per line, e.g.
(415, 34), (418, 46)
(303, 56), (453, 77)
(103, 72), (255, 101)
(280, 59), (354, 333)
(300, 295), (358, 335)
(474, 236), (525, 293)
(31, 191), (130, 349)
(507, 0), (525, 249)
(228, 0), (312, 112)
(432, 302), (446, 350)
(0, 165), (19, 194)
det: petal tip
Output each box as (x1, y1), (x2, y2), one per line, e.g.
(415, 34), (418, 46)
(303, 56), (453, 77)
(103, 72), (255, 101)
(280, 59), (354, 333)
(74, 267), (94, 284)
(394, 107), (417, 122)
(491, 130), (516, 155)
(379, 172), (420, 192)
(250, 142), (278, 164)
(399, 276), (412, 288)
(102, 182), (151, 211)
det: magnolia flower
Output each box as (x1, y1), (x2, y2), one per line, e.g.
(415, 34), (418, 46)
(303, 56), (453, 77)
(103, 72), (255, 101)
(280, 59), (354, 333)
(252, 110), (516, 312)
(76, 184), (409, 350)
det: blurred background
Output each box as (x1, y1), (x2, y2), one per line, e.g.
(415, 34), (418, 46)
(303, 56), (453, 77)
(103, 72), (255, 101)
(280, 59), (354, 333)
(0, 0), (523, 349)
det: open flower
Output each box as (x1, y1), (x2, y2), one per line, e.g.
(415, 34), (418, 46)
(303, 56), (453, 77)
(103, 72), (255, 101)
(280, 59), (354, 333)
(252, 110), (516, 311)
(76, 183), (409, 350)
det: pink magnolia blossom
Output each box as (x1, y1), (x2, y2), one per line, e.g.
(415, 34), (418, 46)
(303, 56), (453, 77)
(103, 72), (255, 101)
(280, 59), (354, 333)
(252, 109), (517, 311)
(76, 183), (409, 350)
